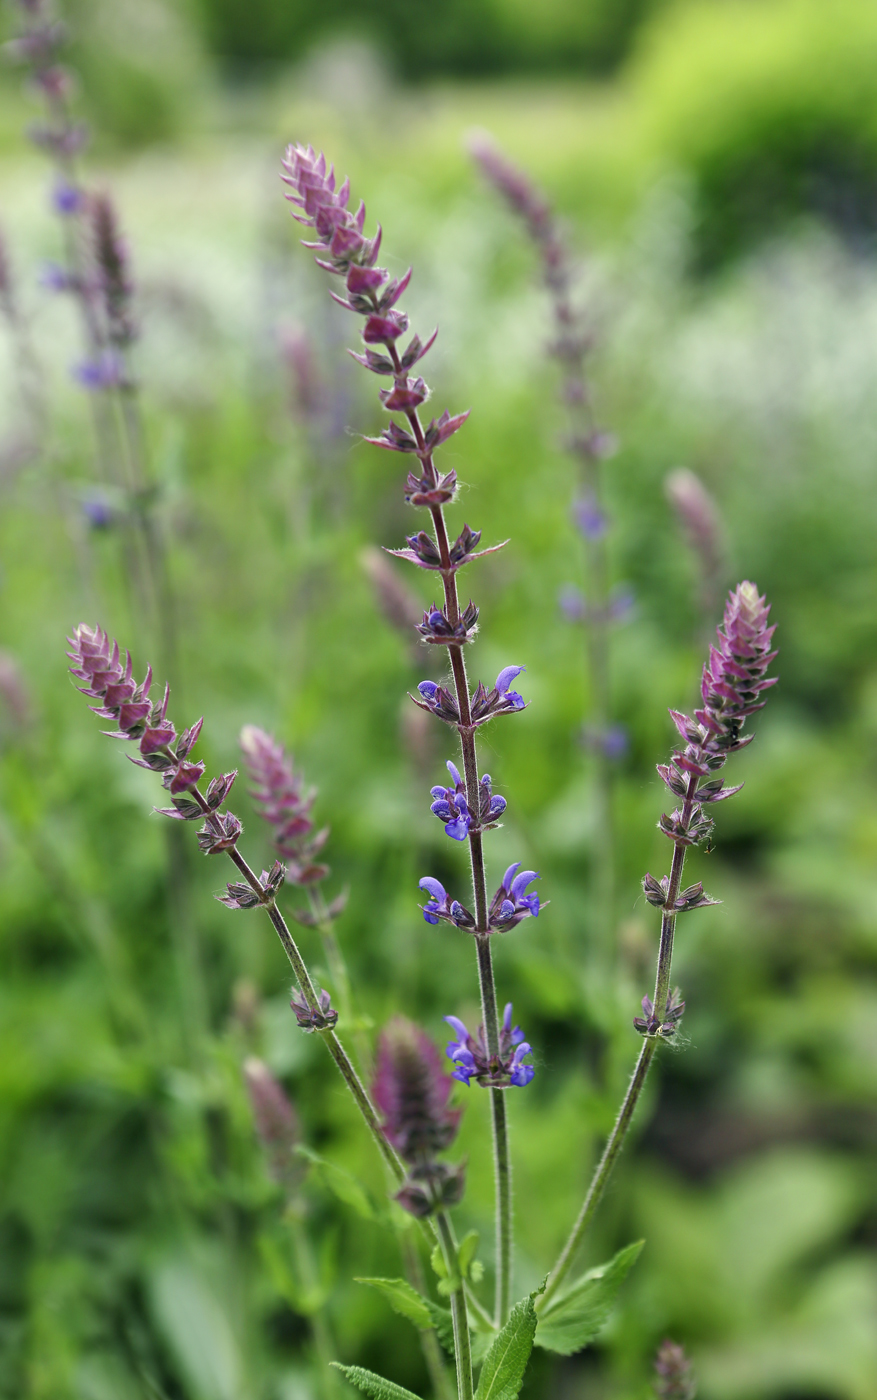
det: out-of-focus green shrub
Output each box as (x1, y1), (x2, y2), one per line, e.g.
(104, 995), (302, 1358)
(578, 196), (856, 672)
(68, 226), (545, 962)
(630, 0), (877, 267)
(64, 0), (208, 148)
(196, 0), (658, 75)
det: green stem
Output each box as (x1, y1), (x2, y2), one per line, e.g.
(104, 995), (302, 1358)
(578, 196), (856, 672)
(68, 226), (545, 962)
(431, 502), (513, 1327)
(540, 773), (700, 1309)
(539, 1038), (657, 1310)
(435, 1210), (474, 1400)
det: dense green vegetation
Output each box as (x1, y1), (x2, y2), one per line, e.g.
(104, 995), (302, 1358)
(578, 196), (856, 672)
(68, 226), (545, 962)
(1, 2), (877, 1397)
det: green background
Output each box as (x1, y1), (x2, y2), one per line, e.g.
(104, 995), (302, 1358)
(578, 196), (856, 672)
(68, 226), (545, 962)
(1, 1), (877, 1396)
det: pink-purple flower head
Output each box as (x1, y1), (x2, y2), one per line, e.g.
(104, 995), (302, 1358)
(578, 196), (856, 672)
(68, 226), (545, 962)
(429, 760), (506, 840)
(373, 1017), (465, 1216)
(445, 1003), (534, 1088)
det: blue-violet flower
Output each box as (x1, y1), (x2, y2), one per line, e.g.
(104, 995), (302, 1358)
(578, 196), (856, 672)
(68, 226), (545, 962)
(444, 1003), (535, 1088)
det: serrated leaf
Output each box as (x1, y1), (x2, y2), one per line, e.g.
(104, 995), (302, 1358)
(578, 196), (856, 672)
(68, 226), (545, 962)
(355, 1277), (454, 1354)
(474, 1293), (538, 1400)
(356, 1277), (432, 1330)
(535, 1241), (644, 1356)
(426, 1300), (456, 1355)
(331, 1363), (423, 1399)
(295, 1145), (377, 1221)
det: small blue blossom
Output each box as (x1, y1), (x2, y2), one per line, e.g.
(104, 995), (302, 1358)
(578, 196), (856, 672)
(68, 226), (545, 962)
(429, 759), (507, 838)
(574, 494), (607, 540)
(444, 1002), (534, 1088)
(419, 876), (474, 929)
(486, 861), (542, 930)
(73, 351), (122, 390)
(52, 179), (82, 216)
(40, 261), (71, 293)
(494, 665), (526, 709)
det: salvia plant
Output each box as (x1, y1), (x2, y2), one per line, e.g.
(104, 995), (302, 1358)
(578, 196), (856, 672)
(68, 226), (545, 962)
(470, 134), (630, 968)
(8, 0), (175, 676)
(66, 143), (777, 1398)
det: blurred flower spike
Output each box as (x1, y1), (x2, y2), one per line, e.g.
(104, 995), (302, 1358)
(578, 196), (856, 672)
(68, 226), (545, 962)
(373, 1017), (465, 1217)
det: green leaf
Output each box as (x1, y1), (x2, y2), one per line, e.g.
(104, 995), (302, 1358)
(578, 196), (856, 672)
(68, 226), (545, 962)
(295, 1145), (377, 1221)
(355, 1277), (432, 1330)
(458, 1231), (479, 1273)
(534, 1241), (644, 1357)
(356, 1276), (455, 1355)
(331, 1363), (423, 1400)
(474, 1293), (538, 1400)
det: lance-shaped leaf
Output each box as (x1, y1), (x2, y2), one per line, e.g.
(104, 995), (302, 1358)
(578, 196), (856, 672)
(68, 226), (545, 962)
(331, 1365), (422, 1400)
(534, 1240), (644, 1356)
(474, 1290), (539, 1400)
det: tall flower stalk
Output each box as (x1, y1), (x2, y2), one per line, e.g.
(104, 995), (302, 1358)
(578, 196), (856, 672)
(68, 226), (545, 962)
(471, 136), (625, 970)
(9, 0), (175, 678)
(540, 582), (776, 1307)
(281, 144), (542, 1329)
(243, 1057), (339, 1399)
(65, 625), (406, 1185)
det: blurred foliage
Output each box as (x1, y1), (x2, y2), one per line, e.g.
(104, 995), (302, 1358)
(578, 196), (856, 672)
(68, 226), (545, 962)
(1, 1), (877, 1396)
(629, 0), (877, 268)
(195, 0), (659, 77)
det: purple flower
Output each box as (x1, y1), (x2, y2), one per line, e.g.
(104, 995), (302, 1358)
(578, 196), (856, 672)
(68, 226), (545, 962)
(51, 178), (81, 216)
(574, 494), (606, 540)
(653, 1340), (696, 1400)
(66, 625), (242, 851)
(582, 723), (628, 760)
(633, 988), (685, 1039)
(73, 351), (122, 390)
(39, 260), (70, 293)
(386, 522), (509, 573)
(559, 585), (587, 622)
(429, 760), (506, 840)
(414, 665), (528, 728)
(418, 876), (474, 929)
(657, 583), (777, 848)
(290, 986), (338, 1032)
(416, 600), (479, 646)
(374, 1018), (462, 1161)
(239, 725), (330, 886)
(243, 1055), (303, 1188)
(373, 1018), (466, 1217)
(444, 1003), (535, 1088)
(81, 495), (115, 529)
(486, 862), (543, 931)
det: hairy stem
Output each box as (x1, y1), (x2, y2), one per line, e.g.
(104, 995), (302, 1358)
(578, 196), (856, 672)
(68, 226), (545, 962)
(540, 773), (699, 1306)
(435, 1209), (474, 1400)
(377, 327), (513, 1326)
(539, 1038), (656, 1309)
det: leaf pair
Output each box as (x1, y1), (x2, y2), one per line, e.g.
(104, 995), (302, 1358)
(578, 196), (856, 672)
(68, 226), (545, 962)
(337, 1285), (542, 1400)
(534, 1241), (644, 1356)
